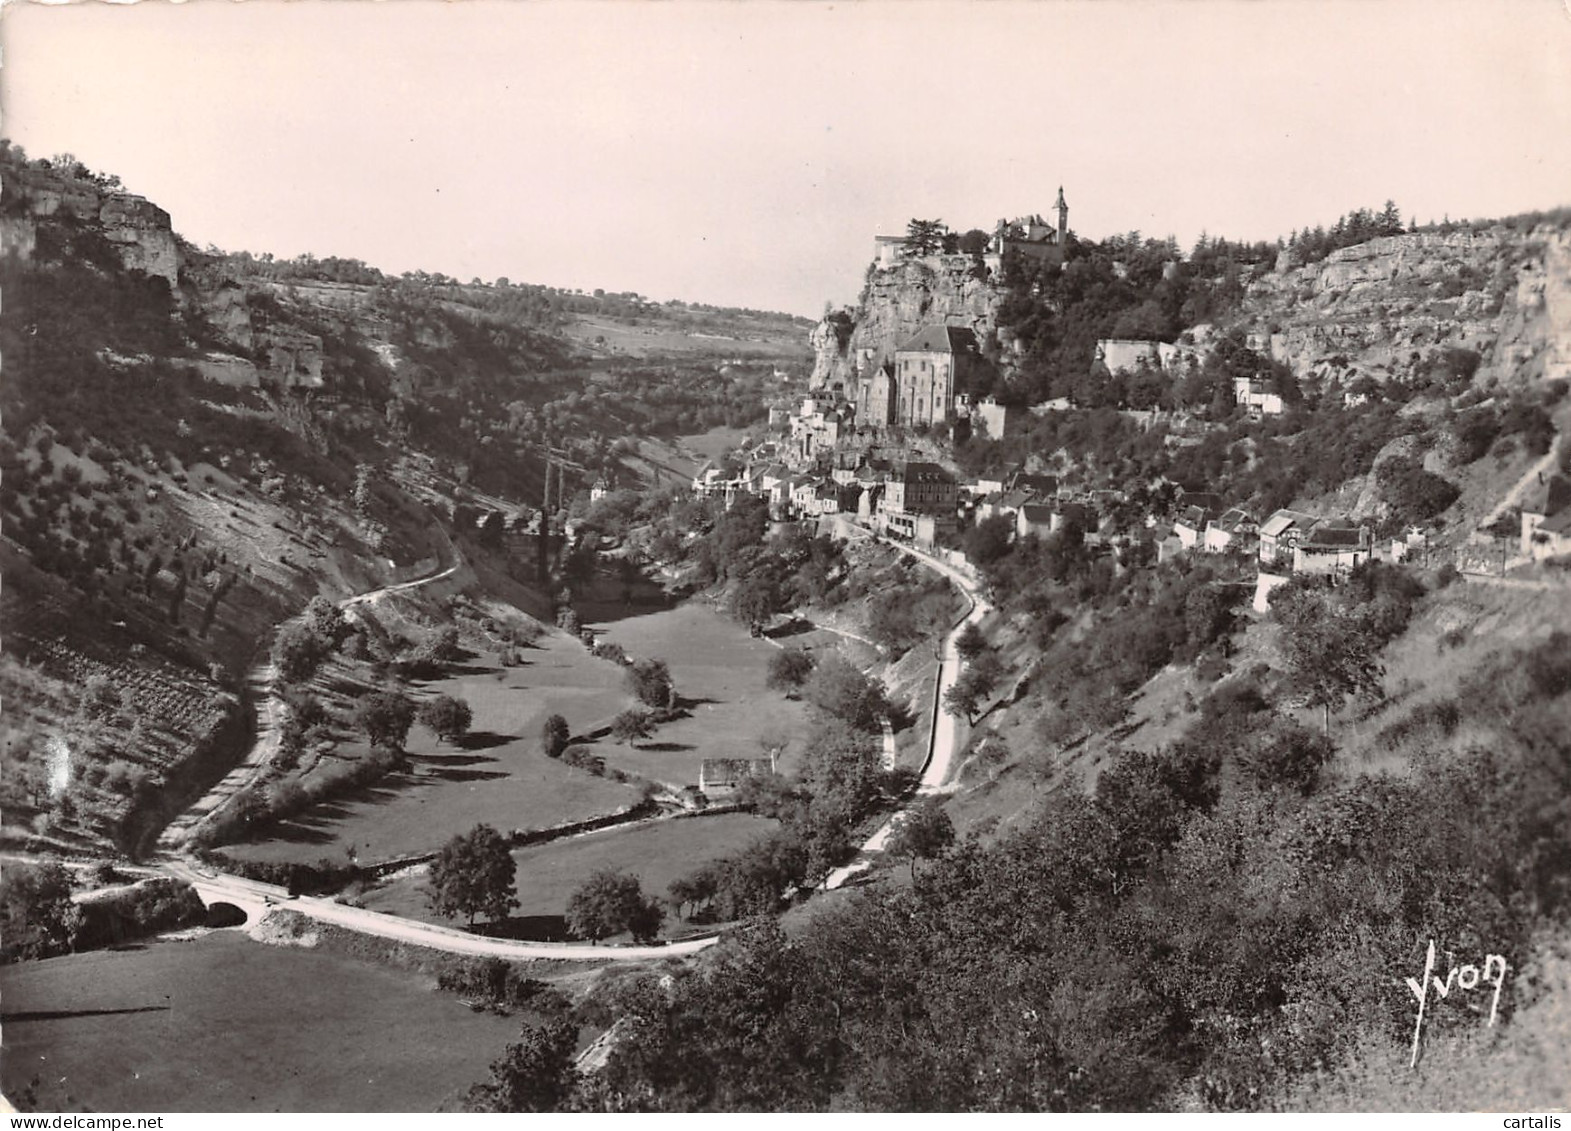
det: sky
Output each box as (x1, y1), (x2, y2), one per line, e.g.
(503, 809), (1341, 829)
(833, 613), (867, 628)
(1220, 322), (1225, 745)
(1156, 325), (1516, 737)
(2, 0), (1569, 317)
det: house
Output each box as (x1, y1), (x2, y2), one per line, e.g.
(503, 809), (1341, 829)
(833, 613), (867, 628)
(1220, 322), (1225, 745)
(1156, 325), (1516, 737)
(1016, 504), (1057, 540)
(890, 326), (985, 429)
(698, 757), (774, 798)
(1204, 507), (1259, 554)
(1293, 518), (1372, 576)
(859, 363), (897, 428)
(969, 397), (1008, 440)
(883, 460), (958, 517)
(1234, 375), (1285, 417)
(1258, 509), (1318, 566)
(976, 487), (1035, 525)
(1009, 472), (1060, 498)
(1521, 476), (1571, 560)
(1095, 339), (1163, 376)
(1529, 509), (1571, 560)
(1173, 505), (1212, 550)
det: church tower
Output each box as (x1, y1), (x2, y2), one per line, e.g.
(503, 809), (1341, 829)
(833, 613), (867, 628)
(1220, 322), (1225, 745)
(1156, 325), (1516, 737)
(1055, 186), (1069, 247)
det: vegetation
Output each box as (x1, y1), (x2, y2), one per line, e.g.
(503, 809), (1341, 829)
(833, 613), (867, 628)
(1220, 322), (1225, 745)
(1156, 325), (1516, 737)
(765, 647), (815, 695)
(541, 714), (571, 759)
(427, 824), (519, 927)
(466, 625), (1571, 1111)
(1, 862), (82, 963)
(418, 694), (474, 742)
(354, 691), (417, 752)
(564, 869), (663, 943)
(627, 658), (674, 708)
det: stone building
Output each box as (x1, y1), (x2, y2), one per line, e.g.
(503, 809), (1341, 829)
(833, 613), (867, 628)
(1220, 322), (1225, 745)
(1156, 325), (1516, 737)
(891, 325), (983, 429)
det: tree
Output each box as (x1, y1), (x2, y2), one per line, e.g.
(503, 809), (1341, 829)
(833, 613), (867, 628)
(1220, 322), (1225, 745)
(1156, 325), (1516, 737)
(427, 823), (519, 927)
(463, 1020), (580, 1112)
(419, 694), (473, 741)
(964, 515), (1016, 570)
(566, 869), (664, 943)
(954, 622), (988, 662)
(943, 676), (982, 724)
(886, 799), (955, 883)
(354, 691), (416, 751)
(628, 658), (674, 708)
(906, 218), (948, 256)
(730, 574), (782, 632)
(541, 714), (571, 759)
(765, 647), (815, 695)
(1272, 584), (1387, 733)
(802, 654), (889, 732)
(611, 708), (653, 743)
(1239, 717), (1335, 795)
(273, 620), (328, 683)
(1, 862), (82, 961)
(414, 624), (463, 664)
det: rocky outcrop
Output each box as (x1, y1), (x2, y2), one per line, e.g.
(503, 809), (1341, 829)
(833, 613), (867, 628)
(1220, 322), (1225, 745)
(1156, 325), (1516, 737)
(812, 254), (1004, 391)
(1242, 226), (1570, 394)
(260, 326), (325, 389)
(3, 165), (184, 288)
(194, 352), (261, 388)
(99, 194), (180, 287)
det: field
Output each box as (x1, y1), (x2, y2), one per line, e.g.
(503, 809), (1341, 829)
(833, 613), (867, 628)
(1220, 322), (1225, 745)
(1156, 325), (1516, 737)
(588, 601), (815, 787)
(0, 933), (518, 1112)
(359, 810), (779, 936)
(221, 630), (642, 867)
(561, 315), (805, 360)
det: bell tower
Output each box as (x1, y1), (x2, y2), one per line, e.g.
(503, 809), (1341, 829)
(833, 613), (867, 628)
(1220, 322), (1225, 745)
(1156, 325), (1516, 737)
(1055, 186), (1069, 247)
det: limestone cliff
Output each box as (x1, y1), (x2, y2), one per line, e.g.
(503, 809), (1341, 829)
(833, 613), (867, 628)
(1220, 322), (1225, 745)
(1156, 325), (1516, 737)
(810, 254), (1004, 391)
(1242, 226), (1571, 393)
(3, 163), (183, 288)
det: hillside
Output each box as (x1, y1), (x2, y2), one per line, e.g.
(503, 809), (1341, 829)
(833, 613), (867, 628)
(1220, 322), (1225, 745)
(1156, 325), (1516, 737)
(0, 144), (809, 858)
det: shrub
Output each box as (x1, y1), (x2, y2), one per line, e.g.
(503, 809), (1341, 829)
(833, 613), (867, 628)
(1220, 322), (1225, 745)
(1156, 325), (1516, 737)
(541, 714), (570, 759)
(628, 658), (674, 708)
(610, 708), (653, 743)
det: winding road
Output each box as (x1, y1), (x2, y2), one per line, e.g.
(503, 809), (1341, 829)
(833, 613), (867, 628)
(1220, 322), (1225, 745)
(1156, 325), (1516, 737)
(824, 537), (989, 890)
(157, 551), (462, 853)
(156, 524), (986, 960)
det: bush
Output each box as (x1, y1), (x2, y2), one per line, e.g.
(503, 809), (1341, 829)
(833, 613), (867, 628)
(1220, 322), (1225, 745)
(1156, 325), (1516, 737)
(436, 956), (557, 1010)
(562, 746), (605, 776)
(628, 658), (674, 708)
(541, 714), (570, 759)
(765, 646), (815, 694)
(610, 708), (653, 743)
(1239, 719), (1336, 795)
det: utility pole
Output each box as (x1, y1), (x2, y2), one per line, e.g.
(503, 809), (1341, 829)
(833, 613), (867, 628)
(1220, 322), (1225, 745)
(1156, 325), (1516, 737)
(538, 454), (553, 584)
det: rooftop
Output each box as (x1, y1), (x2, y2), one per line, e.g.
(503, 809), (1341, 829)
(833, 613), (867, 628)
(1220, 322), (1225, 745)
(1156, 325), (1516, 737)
(895, 325), (980, 355)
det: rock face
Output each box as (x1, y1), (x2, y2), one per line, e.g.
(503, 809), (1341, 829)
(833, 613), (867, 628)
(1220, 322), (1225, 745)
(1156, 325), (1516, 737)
(99, 194), (181, 287)
(4, 165), (184, 288)
(260, 326), (325, 389)
(812, 254), (1004, 393)
(1242, 226), (1571, 393)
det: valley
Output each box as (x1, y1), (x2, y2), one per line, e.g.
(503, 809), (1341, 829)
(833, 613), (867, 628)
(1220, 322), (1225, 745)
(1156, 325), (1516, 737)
(4, 74), (1571, 1113)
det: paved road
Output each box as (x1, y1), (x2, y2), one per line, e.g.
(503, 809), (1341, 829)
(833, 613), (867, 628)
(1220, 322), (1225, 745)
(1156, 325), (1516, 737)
(163, 859), (718, 961)
(824, 537), (989, 890)
(155, 524), (981, 955)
